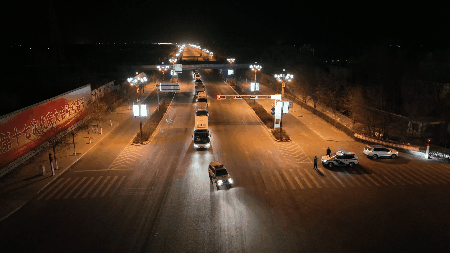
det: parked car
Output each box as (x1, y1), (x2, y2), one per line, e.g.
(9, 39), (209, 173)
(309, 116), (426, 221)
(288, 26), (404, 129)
(321, 150), (359, 168)
(363, 145), (398, 159)
(208, 161), (233, 190)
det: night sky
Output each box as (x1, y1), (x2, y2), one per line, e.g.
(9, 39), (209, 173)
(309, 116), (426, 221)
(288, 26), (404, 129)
(3, 1), (450, 47)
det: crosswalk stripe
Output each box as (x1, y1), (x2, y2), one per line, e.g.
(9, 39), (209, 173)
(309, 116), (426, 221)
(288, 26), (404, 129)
(280, 170), (296, 190)
(290, 169), (305, 189)
(370, 173), (389, 185)
(273, 170), (288, 190)
(413, 167), (446, 184)
(73, 177), (94, 198)
(395, 167), (422, 184)
(253, 169), (267, 193)
(338, 173), (355, 187)
(424, 165), (450, 182)
(55, 178), (78, 199)
(46, 178), (71, 200)
(37, 178), (64, 200)
(64, 177), (87, 199)
(363, 174), (381, 186)
(399, 165), (431, 184)
(297, 170), (313, 189)
(378, 172), (397, 185)
(330, 173), (346, 187)
(322, 171), (339, 188)
(387, 168), (412, 184)
(82, 176), (103, 198)
(265, 171), (280, 191)
(355, 173), (372, 186)
(303, 169), (322, 188)
(110, 176), (126, 196)
(381, 169), (405, 185)
(101, 176), (118, 197)
(345, 169), (364, 187)
(91, 176), (110, 198)
(412, 167), (440, 184)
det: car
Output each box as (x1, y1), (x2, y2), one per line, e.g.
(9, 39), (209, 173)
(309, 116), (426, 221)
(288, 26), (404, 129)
(208, 161), (233, 190)
(194, 74), (201, 80)
(321, 150), (359, 168)
(197, 92), (206, 100)
(363, 145), (399, 159)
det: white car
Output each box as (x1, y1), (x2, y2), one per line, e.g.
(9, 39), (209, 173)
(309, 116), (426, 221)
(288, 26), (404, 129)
(363, 145), (398, 159)
(321, 150), (359, 168)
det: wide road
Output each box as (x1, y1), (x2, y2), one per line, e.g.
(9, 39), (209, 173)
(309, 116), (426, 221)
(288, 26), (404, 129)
(1, 69), (450, 252)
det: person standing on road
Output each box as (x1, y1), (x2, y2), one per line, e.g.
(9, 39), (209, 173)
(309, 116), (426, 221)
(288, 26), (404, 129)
(327, 147), (331, 157)
(314, 156), (318, 169)
(49, 153), (55, 176)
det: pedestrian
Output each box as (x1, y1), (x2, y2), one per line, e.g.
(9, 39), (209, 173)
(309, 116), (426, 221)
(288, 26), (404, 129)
(49, 153), (55, 176)
(314, 156), (318, 169)
(327, 147), (331, 157)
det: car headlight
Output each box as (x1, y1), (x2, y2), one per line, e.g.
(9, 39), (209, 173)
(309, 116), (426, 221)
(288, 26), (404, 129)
(228, 178), (233, 184)
(217, 180), (223, 186)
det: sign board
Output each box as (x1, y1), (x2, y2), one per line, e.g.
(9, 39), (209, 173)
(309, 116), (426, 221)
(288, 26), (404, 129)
(282, 101), (290, 114)
(250, 82), (260, 92)
(158, 83), (180, 92)
(227, 69), (234, 76)
(133, 104), (140, 117)
(170, 70), (178, 76)
(140, 104), (147, 117)
(275, 101), (283, 116)
(271, 94), (282, 101)
(174, 64), (182, 72)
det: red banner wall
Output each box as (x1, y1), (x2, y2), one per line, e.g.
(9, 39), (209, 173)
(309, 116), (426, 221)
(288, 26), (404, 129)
(0, 85), (91, 169)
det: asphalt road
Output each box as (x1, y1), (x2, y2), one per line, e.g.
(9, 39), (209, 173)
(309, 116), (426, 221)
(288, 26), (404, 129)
(1, 70), (450, 252)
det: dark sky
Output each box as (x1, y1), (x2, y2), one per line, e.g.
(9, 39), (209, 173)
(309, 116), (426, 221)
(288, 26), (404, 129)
(2, 1), (450, 47)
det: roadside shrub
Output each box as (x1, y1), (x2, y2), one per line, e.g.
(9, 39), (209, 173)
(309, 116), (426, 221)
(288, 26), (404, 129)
(271, 128), (291, 141)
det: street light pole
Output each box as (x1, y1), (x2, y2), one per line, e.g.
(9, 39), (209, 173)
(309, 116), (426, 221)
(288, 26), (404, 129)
(274, 69), (293, 98)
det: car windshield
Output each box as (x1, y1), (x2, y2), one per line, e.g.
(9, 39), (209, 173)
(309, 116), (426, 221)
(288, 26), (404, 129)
(197, 98), (207, 103)
(215, 169), (228, 176)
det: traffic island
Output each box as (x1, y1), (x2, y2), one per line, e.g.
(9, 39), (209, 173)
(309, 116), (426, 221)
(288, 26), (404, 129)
(133, 99), (169, 144)
(244, 99), (291, 142)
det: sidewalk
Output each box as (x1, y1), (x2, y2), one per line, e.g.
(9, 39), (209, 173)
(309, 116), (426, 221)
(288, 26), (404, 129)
(0, 84), (155, 222)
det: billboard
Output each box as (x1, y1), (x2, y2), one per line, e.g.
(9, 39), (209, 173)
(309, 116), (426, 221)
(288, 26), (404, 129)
(0, 85), (91, 169)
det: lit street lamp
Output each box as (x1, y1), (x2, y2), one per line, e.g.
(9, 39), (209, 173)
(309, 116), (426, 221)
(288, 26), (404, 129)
(227, 58), (235, 69)
(249, 63), (262, 85)
(157, 65), (170, 81)
(274, 69), (293, 98)
(169, 58), (177, 69)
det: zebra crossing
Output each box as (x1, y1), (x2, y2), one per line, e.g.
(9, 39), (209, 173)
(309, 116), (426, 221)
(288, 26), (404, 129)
(107, 145), (145, 170)
(256, 163), (450, 192)
(36, 176), (126, 201)
(274, 141), (312, 163)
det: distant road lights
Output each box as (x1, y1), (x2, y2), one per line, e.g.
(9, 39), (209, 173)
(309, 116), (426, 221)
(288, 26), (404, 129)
(227, 58), (235, 69)
(274, 69), (293, 98)
(250, 63), (262, 85)
(157, 65), (170, 81)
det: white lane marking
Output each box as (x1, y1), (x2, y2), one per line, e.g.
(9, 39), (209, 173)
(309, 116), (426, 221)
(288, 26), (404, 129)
(345, 169), (364, 187)
(64, 177), (87, 199)
(303, 169), (322, 188)
(82, 176), (103, 198)
(280, 170), (296, 190)
(370, 173), (389, 185)
(109, 176), (126, 196)
(101, 176), (118, 197)
(382, 169), (405, 185)
(37, 178), (64, 200)
(91, 176), (110, 198)
(363, 174), (381, 186)
(73, 177), (95, 198)
(338, 172), (355, 187)
(273, 170), (288, 190)
(390, 168), (417, 185)
(330, 173), (346, 187)
(297, 169), (313, 189)
(400, 165), (432, 184)
(290, 169), (305, 189)
(55, 178), (79, 199)
(45, 178), (71, 200)
(412, 167), (444, 184)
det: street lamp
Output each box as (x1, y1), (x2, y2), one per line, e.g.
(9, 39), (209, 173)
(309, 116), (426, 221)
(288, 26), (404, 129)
(227, 58), (235, 69)
(157, 65), (170, 81)
(274, 69), (293, 98)
(249, 63), (262, 85)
